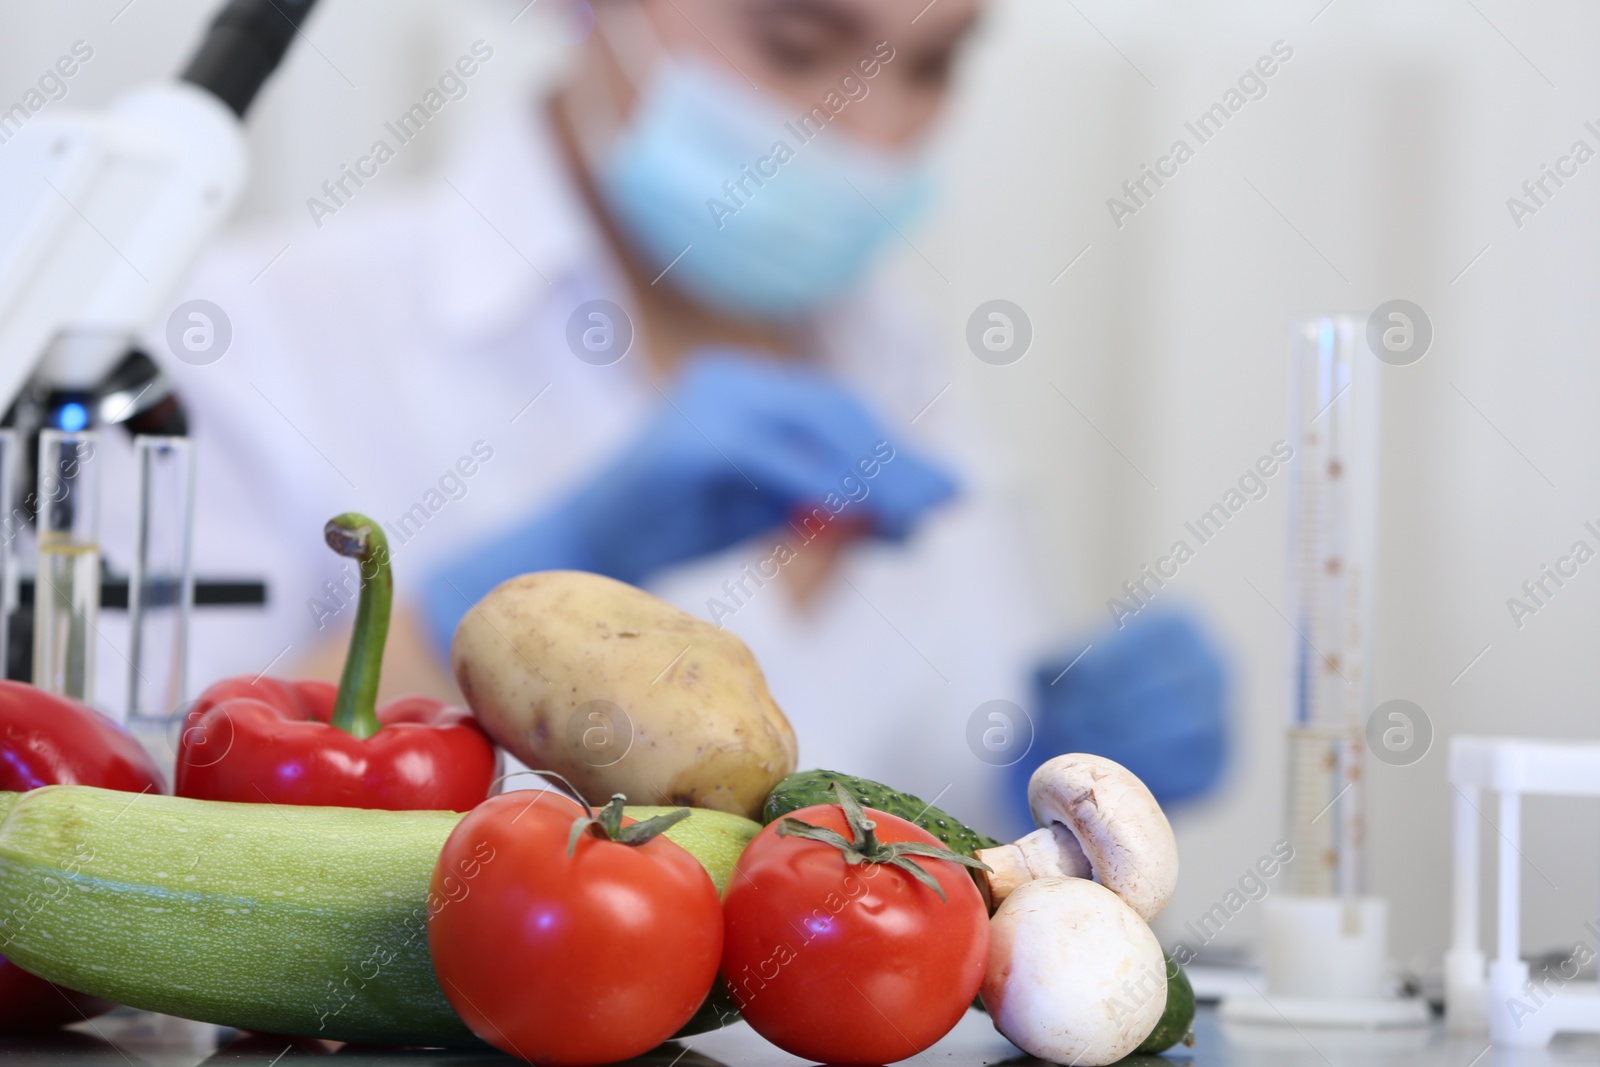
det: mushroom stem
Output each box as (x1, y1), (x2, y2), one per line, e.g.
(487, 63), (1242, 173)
(975, 823), (1091, 907)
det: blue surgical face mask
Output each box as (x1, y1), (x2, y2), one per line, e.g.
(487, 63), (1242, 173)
(592, 53), (930, 321)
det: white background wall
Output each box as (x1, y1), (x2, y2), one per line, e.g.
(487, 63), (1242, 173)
(6, 0), (1600, 981)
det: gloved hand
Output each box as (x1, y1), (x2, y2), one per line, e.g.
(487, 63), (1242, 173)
(1023, 611), (1228, 807)
(421, 351), (956, 649)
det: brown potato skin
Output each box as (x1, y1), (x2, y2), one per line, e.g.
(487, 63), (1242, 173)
(451, 571), (798, 819)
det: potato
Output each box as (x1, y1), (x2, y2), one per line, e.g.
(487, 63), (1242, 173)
(451, 571), (798, 819)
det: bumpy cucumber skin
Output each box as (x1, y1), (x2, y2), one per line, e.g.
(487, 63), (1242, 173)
(0, 786), (478, 1047)
(1136, 955), (1196, 1054)
(761, 770), (1002, 855)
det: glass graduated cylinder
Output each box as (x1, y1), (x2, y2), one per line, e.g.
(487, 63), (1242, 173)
(1284, 316), (1377, 899)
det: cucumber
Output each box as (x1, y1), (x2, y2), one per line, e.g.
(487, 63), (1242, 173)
(762, 770), (1002, 856)
(1136, 954), (1196, 1054)
(674, 978), (742, 1036)
(0, 785), (477, 1047)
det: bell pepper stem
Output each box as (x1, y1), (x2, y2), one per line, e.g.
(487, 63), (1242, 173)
(325, 514), (392, 740)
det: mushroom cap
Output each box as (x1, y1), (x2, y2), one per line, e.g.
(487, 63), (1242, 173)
(981, 877), (1167, 1066)
(1027, 753), (1178, 922)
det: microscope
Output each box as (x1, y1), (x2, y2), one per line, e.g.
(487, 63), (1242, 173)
(0, 0), (320, 713)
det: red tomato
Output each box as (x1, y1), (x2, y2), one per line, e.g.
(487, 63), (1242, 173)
(721, 802), (990, 1064)
(428, 792), (723, 1066)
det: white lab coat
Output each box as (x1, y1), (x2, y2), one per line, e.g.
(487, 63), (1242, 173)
(117, 103), (1049, 839)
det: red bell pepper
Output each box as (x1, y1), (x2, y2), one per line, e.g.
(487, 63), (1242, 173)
(174, 513), (496, 811)
(0, 682), (165, 1031)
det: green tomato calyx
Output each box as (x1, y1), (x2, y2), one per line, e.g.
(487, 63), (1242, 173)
(776, 782), (991, 902)
(567, 793), (691, 855)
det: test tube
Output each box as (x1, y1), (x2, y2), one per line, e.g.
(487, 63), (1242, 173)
(33, 429), (102, 703)
(127, 437), (196, 741)
(1284, 315), (1380, 900)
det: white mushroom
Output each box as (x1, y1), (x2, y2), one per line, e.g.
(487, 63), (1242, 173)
(981, 877), (1167, 1066)
(975, 753), (1178, 921)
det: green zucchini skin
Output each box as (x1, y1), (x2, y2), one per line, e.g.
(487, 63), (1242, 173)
(0, 785), (478, 1047)
(761, 770), (1003, 856)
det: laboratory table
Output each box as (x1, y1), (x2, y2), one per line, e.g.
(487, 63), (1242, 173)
(5, 1007), (1600, 1067)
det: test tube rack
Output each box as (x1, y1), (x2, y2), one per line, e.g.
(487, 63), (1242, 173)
(1447, 735), (1600, 1045)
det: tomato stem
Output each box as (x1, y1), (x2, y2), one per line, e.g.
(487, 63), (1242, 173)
(777, 782), (991, 903)
(490, 771), (694, 855)
(566, 793), (692, 855)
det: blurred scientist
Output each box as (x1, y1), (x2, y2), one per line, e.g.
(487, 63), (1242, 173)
(155, 0), (1225, 836)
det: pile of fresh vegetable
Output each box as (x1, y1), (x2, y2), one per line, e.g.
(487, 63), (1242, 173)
(0, 513), (1194, 1065)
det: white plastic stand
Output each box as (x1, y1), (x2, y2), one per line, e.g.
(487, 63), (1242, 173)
(1219, 897), (1431, 1027)
(1448, 736), (1600, 1046)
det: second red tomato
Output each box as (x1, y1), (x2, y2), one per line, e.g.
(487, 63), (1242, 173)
(722, 799), (990, 1064)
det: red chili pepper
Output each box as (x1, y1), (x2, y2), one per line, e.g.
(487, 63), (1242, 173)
(0, 682), (164, 1031)
(174, 513), (497, 812)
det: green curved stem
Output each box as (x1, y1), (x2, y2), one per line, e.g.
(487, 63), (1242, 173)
(325, 513), (391, 740)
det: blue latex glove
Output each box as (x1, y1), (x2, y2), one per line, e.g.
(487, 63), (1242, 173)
(1022, 611), (1228, 808)
(421, 351), (957, 650)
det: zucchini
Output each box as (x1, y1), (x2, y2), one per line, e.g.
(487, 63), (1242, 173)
(762, 770), (1002, 856)
(0, 785), (477, 1046)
